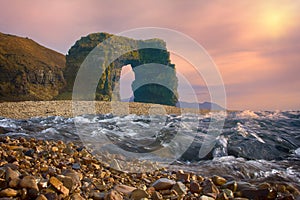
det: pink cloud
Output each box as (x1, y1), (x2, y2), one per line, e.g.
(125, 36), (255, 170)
(0, 0), (299, 110)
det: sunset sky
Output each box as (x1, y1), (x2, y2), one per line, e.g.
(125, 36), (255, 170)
(0, 0), (299, 110)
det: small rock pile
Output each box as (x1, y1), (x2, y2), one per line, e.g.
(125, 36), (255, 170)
(0, 136), (299, 200)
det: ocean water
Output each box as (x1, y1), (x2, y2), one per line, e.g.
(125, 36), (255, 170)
(0, 110), (299, 188)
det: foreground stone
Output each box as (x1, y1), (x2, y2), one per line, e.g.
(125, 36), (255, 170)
(0, 136), (298, 200)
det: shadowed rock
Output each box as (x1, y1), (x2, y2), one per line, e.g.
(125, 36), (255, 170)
(61, 32), (178, 106)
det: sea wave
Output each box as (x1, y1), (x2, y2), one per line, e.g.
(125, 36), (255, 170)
(0, 110), (299, 186)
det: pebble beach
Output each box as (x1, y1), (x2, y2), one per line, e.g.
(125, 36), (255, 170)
(0, 101), (202, 119)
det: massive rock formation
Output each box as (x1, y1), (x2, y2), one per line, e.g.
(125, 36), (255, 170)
(62, 33), (178, 106)
(0, 32), (66, 101)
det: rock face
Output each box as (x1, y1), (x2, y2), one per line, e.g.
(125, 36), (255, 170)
(0, 32), (66, 101)
(62, 32), (178, 106)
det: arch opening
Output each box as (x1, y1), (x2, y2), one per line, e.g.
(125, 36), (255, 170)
(119, 64), (135, 102)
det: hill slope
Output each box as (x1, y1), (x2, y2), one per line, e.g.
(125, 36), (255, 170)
(0, 32), (66, 101)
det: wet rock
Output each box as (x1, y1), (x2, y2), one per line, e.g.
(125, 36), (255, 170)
(152, 178), (176, 190)
(190, 181), (202, 193)
(0, 179), (7, 189)
(240, 188), (270, 199)
(72, 163), (81, 170)
(146, 186), (155, 196)
(202, 179), (219, 196)
(286, 183), (300, 196)
(20, 188), (27, 199)
(19, 175), (39, 191)
(8, 178), (20, 188)
(0, 168), (5, 177)
(5, 167), (19, 181)
(38, 179), (48, 189)
(222, 181), (238, 192)
(27, 188), (39, 199)
(0, 188), (18, 197)
(35, 194), (48, 200)
(136, 173), (147, 179)
(199, 195), (215, 200)
(212, 175), (227, 186)
(152, 191), (163, 200)
(63, 146), (74, 155)
(90, 191), (106, 200)
(70, 193), (85, 200)
(3, 163), (18, 170)
(0, 127), (9, 134)
(130, 189), (149, 200)
(24, 149), (35, 157)
(105, 189), (123, 200)
(222, 189), (234, 198)
(82, 157), (93, 165)
(51, 146), (59, 152)
(258, 182), (271, 189)
(57, 175), (76, 192)
(6, 155), (16, 163)
(49, 176), (69, 196)
(114, 184), (137, 196)
(110, 159), (121, 171)
(217, 192), (229, 200)
(172, 181), (187, 196)
(176, 170), (190, 182)
(62, 169), (82, 190)
(236, 181), (255, 191)
(44, 191), (58, 200)
(93, 180), (107, 191)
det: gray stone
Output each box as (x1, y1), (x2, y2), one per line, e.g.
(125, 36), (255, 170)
(72, 163), (81, 170)
(172, 182), (187, 195)
(152, 178), (176, 190)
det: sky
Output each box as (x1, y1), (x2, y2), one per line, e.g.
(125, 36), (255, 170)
(0, 0), (299, 110)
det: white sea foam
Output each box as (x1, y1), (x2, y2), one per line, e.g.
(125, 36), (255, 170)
(237, 110), (259, 119)
(295, 148), (300, 157)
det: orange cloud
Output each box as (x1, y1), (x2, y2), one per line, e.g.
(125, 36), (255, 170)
(1, 0), (299, 110)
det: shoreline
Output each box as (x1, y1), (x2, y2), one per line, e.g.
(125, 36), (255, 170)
(0, 136), (298, 199)
(0, 100), (206, 119)
(1, 101), (299, 199)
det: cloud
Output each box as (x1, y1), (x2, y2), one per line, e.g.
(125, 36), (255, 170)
(0, 0), (299, 110)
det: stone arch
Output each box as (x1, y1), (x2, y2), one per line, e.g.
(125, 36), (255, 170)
(63, 32), (178, 106)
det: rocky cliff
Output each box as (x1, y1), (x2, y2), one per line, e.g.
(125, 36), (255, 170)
(0, 32), (66, 101)
(62, 33), (178, 106)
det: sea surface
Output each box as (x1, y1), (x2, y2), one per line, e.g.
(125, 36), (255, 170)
(0, 110), (299, 188)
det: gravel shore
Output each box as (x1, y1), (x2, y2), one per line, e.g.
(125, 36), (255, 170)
(0, 136), (298, 200)
(0, 101), (203, 119)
